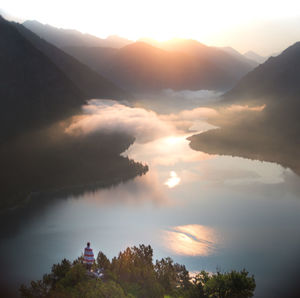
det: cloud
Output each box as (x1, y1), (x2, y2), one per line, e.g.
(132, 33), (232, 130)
(66, 99), (220, 145)
(134, 89), (222, 114)
(162, 89), (223, 104)
(65, 99), (175, 143)
(159, 107), (218, 133)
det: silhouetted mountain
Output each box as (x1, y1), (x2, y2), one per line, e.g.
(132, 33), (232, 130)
(225, 42), (300, 135)
(221, 46), (258, 67)
(224, 42), (300, 108)
(13, 22), (127, 100)
(0, 15), (85, 141)
(156, 39), (256, 75)
(140, 38), (256, 78)
(63, 41), (256, 93)
(109, 41), (233, 91)
(189, 42), (300, 175)
(62, 46), (118, 74)
(244, 50), (267, 64)
(23, 20), (132, 48)
(22, 22), (255, 93)
(105, 35), (133, 48)
(0, 16), (147, 210)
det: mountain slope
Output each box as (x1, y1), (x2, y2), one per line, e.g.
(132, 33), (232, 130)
(23, 20), (132, 48)
(155, 39), (256, 77)
(63, 41), (255, 93)
(189, 42), (300, 175)
(0, 15), (85, 141)
(244, 51), (267, 64)
(0, 16), (148, 211)
(224, 42), (300, 107)
(22, 22), (256, 93)
(105, 41), (231, 92)
(61, 46), (118, 74)
(221, 46), (258, 68)
(13, 22), (127, 100)
(140, 38), (257, 79)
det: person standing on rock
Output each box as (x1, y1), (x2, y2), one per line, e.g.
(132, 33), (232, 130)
(84, 242), (95, 271)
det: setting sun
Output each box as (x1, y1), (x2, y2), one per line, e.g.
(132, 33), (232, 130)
(1, 1), (300, 296)
(2, 0), (300, 54)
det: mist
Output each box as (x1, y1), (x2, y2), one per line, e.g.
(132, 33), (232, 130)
(66, 99), (219, 143)
(133, 89), (223, 113)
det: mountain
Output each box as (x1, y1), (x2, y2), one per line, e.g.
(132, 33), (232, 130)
(189, 42), (300, 175)
(0, 16), (147, 211)
(221, 46), (258, 68)
(23, 20), (132, 48)
(0, 15), (84, 141)
(0, 16), (128, 142)
(22, 21), (256, 93)
(62, 46), (118, 74)
(63, 40), (256, 93)
(244, 50), (267, 64)
(103, 41), (237, 92)
(224, 42), (300, 107)
(224, 41), (300, 134)
(140, 38), (256, 77)
(13, 22), (127, 100)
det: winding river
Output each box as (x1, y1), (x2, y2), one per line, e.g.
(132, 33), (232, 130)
(1, 98), (300, 297)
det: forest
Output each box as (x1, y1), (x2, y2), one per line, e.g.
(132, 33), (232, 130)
(20, 244), (256, 298)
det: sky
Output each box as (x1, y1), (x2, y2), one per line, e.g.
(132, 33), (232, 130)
(1, 0), (300, 55)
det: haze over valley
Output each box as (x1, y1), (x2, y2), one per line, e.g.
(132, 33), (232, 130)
(1, 2), (300, 297)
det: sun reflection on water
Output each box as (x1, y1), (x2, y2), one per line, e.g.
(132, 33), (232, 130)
(161, 224), (218, 256)
(164, 171), (181, 188)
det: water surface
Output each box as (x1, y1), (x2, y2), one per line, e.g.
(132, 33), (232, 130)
(1, 99), (300, 297)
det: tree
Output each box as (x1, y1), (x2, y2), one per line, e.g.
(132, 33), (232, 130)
(97, 251), (111, 270)
(191, 269), (256, 298)
(20, 245), (255, 298)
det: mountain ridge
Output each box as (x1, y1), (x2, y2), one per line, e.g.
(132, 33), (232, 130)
(14, 21), (128, 100)
(62, 40), (256, 93)
(23, 20), (132, 48)
(189, 41), (300, 175)
(0, 15), (85, 141)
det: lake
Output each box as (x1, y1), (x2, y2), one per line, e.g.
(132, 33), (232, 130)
(1, 98), (300, 297)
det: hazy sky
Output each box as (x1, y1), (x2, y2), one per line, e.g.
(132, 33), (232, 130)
(1, 0), (300, 55)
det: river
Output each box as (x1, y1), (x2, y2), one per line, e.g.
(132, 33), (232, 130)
(0, 98), (300, 297)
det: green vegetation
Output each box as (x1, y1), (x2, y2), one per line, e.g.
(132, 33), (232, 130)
(20, 244), (255, 298)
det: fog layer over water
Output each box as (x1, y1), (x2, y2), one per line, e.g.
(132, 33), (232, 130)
(1, 98), (300, 297)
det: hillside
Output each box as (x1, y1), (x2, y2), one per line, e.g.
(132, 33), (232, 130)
(0, 16), (147, 210)
(189, 42), (300, 175)
(13, 22), (127, 100)
(223, 41), (300, 132)
(0, 15), (84, 141)
(221, 46), (258, 67)
(224, 42), (300, 106)
(62, 46), (118, 74)
(244, 50), (267, 64)
(153, 39), (256, 78)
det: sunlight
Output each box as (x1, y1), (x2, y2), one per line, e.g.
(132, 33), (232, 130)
(227, 104), (266, 112)
(3, 0), (300, 55)
(163, 136), (186, 146)
(161, 224), (218, 256)
(164, 171), (181, 188)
